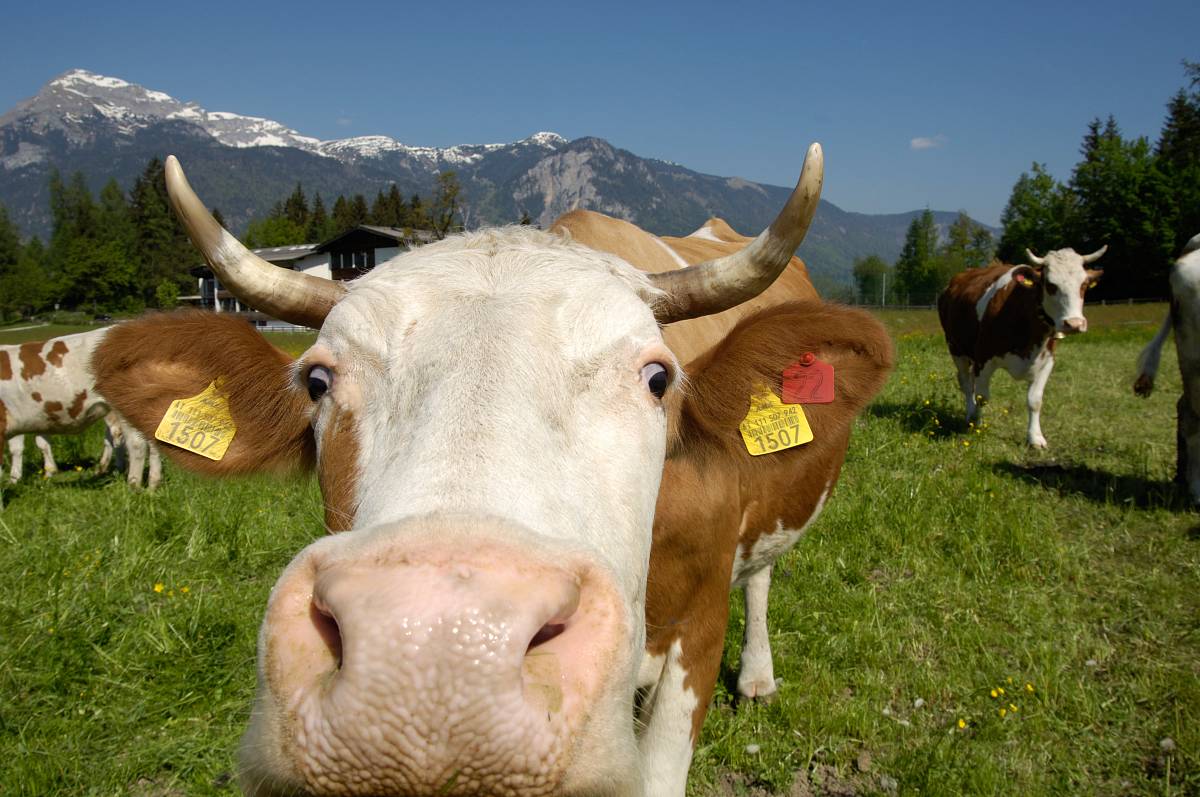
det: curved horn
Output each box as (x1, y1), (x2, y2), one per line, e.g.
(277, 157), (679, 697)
(1025, 248), (1046, 267)
(1081, 244), (1107, 265)
(164, 156), (345, 328)
(650, 142), (824, 324)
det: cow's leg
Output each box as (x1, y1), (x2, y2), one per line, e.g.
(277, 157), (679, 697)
(35, 435), (57, 477)
(1025, 353), (1054, 449)
(98, 415), (122, 474)
(7, 435), (25, 483)
(970, 360), (998, 424)
(124, 426), (148, 489)
(146, 442), (162, 491)
(953, 356), (976, 421)
(737, 565), (777, 700)
(639, 599), (730, 796)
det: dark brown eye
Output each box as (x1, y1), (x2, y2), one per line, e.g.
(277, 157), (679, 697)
(1045, 283), (1058, 295)
(307, 365), (332, 401)
(641, 362), (668, 399)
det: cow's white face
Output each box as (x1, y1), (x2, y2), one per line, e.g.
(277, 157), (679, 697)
(241, 228), (674, 797)
(1026, 248), (1104, 335)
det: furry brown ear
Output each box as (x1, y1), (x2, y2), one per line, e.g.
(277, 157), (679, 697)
(1012, 266), (1040, 288)
(93, 310), (315, 475)
(1085, 268), (1103, 289)
(668, 301), (894, 456)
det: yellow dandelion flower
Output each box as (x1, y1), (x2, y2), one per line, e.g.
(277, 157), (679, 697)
(990, 688), (998, 698)
(1025, 683), (1035, 693)
(1007, 677), (1014, 685)
(998, 687), (1005, 695)
(1009, 703), (1018, 712)
(181, 586), (190, 594)
(999, 707), (1007, 717)
(167, 590), (174, 597)
(74, 465), (83, 472)
(153, 582), (164, 593)
(963, 440), (970, 448)
(957, 718), (966, 729)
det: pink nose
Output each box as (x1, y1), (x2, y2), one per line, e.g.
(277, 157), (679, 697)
(256, 537), (624, 795)
(1062, 317), (1087, 334)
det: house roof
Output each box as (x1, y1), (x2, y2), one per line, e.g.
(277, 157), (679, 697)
(314, 225), (436, 253)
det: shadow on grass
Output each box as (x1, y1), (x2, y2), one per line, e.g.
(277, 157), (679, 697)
(867, 399), (970, 438)
(993, 460), (1192, 512)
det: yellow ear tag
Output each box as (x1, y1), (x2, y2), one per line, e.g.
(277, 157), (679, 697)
(153, 380), (237, 461)
(739, 384), (813, 456)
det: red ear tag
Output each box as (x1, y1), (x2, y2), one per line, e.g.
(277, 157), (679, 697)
(782, 354), (835, 404)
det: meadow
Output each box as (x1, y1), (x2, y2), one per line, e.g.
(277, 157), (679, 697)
(0, 305), (1195, 796)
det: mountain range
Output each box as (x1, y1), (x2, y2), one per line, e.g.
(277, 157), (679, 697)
(0, 69), (996, 288)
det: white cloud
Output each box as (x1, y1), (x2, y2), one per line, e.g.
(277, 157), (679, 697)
(336, 117), (353, 127)
(910, 134), (948, 151)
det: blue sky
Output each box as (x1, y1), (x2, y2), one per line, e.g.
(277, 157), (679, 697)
(2, 0), (1197, 226)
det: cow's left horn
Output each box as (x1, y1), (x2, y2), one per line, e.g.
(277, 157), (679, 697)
(1081, 244), (1108, 264)
(650, 142), (824, 324)
(164, 156), (346, 328)
(1025, 249), (1046, 266)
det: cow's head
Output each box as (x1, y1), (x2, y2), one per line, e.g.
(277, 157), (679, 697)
(94, 146), (823, 796)
(1017, 246), (1107, 335)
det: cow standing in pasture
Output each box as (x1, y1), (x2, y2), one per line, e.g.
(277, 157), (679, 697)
(1133, 233), (1200, 503)
(96, 145), (886, 796)
(0, 330), (161, 508)
(938, 246), (1106, 448)
(554, 212), (892, 793)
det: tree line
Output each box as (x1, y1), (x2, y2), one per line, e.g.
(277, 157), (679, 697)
(0, 162), (465, 322)
(852, 60), (1200, 305)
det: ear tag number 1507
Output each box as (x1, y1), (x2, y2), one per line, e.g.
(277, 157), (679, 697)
(739, 385), (813, 456)
(154, 380), (237, 461)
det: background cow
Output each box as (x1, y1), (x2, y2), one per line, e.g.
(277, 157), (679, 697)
(1134, 232), (1200, 503)
(93, 147), (824, 796)
(554, 210), (893, 793)
(937, 246), (1106, 448)
(1, 330), (161, 508)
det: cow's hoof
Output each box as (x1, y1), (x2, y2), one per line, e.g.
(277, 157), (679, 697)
(737, 678), (779, 703)
(1029, 437), (1048, 450)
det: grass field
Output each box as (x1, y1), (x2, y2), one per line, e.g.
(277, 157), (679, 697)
(1, 304), (1195, 796)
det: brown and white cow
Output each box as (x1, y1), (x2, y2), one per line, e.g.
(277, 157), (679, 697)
(0, 329), (161, 507)
(94, 147), (830, 796)
(552, 211), (892, 793)
(938, 246), (1106, 448)
(1133, 232), (1200, 503)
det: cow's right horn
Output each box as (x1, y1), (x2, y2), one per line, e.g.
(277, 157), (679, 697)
(165, 156), (345, 328)
(649, 142), (824, 324)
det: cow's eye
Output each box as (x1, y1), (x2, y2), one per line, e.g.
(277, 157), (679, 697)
(641, 362), (669, 399)
(1045, 282), (1058, 295)
(307, 365), (332, 401)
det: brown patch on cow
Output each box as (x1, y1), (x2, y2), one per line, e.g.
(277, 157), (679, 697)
(938, 261), (1052, 368)
(43, 400), (64, 423)
(68, 390), (88, 419)
(19, 342), (46, 380)
(0, 351), (11, 380)
(45, 340), (69, 367)
(643, 301), (895, 741)
(92, 310), (316, 476)
(0, 398), (7, 438)
(31, 392), (42, 402)
(318, 408), (361, 532)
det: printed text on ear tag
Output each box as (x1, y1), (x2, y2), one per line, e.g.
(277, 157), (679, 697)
(153, 380), (237, 461)
(739, 384), (813, 456)
(783, 353), (835, 404)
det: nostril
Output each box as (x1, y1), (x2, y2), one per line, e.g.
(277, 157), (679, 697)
(310, 601), (343, 668)
(527, 622), (567, 651)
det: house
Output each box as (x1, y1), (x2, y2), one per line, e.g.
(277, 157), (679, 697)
(190, 226), (436, 323)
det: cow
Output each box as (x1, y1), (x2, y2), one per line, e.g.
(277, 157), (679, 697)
(1133, 232), (1200, 504)
(937, 246), (1107, 448)
(550, 212), (892, 792)
(93, 146), (835, 797)
(0, 330), (161, 508)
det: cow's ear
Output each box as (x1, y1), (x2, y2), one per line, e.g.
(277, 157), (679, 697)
(1012, 266), (1040, 288)
(93, 310), (316, 476)
(1085, 268), (1103, 289)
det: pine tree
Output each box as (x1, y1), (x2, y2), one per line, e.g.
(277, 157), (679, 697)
(349, 195), (369, 227)
(996, 163), (1076, 263)
(130, 157), (194, 307)
(283, 183), (309, 228)
(332, 195), (355, 235)
(892, 209), (940, 304)
(1157, 60), (1200, 252)
(307, 194), (330, 242)
(429, 172), (461, 240)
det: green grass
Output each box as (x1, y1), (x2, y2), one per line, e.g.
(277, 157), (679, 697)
(0, 305), (1195, 796)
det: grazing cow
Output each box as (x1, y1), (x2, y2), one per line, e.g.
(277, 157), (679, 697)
(94, 146), (827, 797)
(0, 330), (161, 507)
(1133, 232), (1200, 503)
(938, 246), (1107, 448)
(553, 211), (892, 793)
